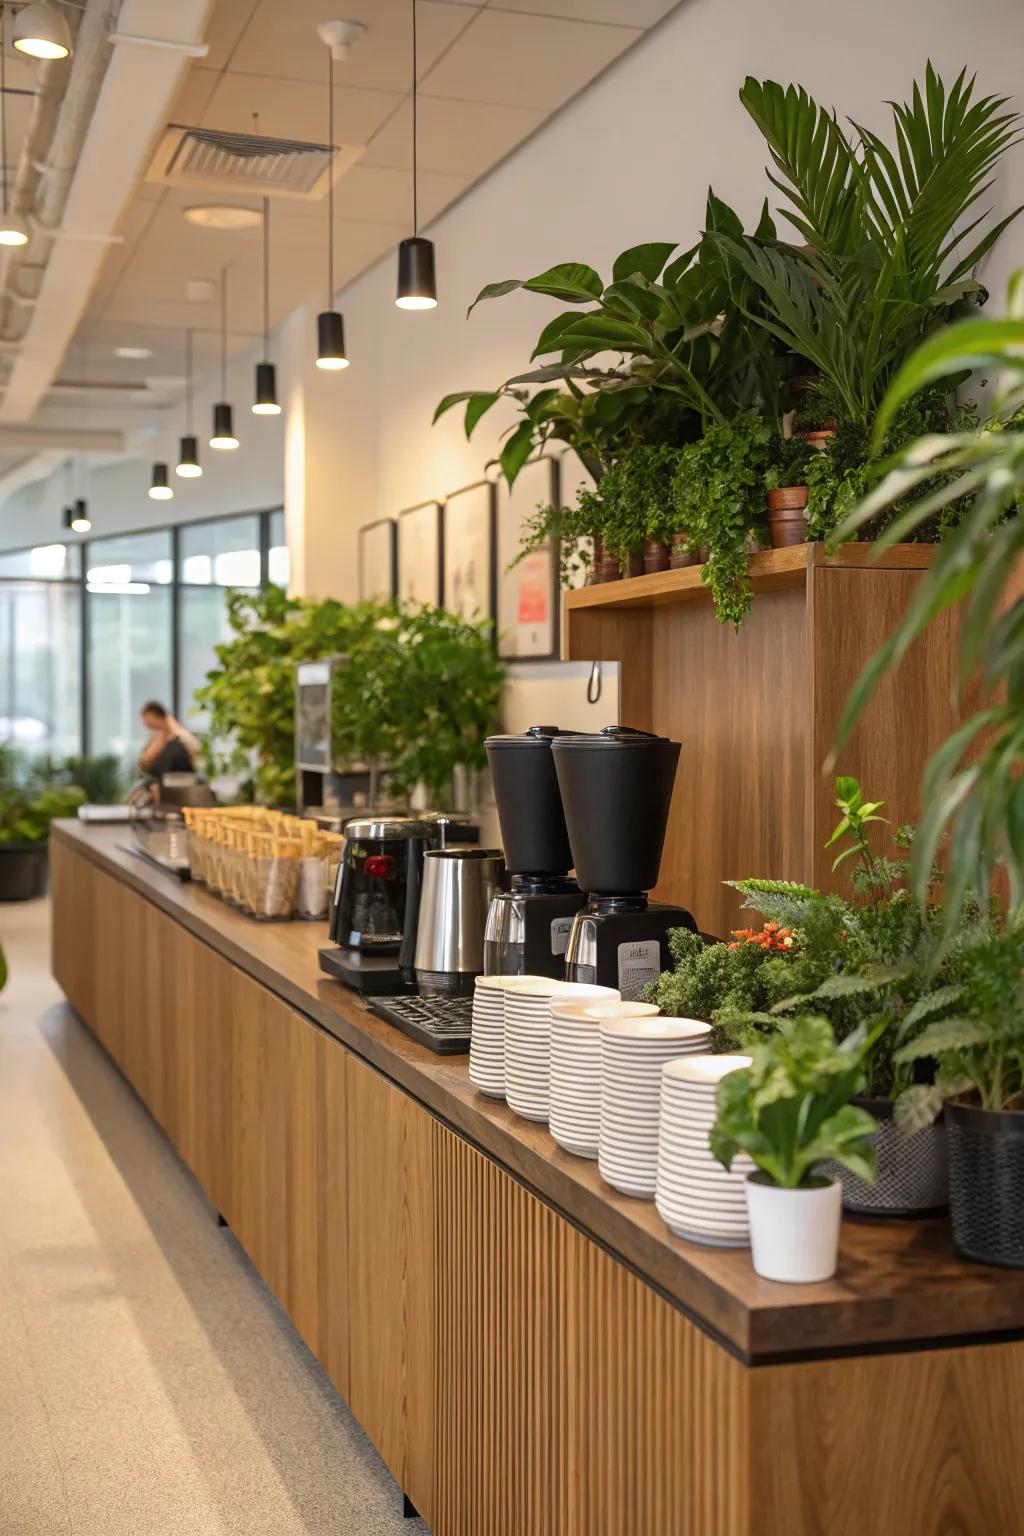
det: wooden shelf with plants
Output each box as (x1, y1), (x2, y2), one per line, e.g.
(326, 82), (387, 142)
(563, 542), (964, 939)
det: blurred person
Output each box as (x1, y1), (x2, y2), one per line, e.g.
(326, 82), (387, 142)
(137, 700), (199, 783)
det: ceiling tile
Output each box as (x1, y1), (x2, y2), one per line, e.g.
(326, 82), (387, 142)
(198, 0), (261, 71)
(331, 163), (470, 226)
(200, 72), (400, 145)
(491, 0), (680, 24)
(420, 9), (641, 108)
(226, 0), (480, 91)
(167, 65), (221, 126)
(361, 94), (546, 176)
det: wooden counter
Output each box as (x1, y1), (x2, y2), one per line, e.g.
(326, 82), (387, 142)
(50, 821), (1024, 1536)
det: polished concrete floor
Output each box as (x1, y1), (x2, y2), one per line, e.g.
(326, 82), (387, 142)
(0, 898), (426, 1535)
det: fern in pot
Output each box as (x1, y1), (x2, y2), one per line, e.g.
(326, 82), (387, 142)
(711, 1014), (879, 1283)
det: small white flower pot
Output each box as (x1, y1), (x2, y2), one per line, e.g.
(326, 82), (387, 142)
(745, 1173), (842, 1283)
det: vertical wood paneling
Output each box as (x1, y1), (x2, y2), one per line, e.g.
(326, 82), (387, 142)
(432, 1123), (749, 1536)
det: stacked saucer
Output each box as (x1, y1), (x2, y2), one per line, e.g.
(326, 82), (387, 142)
(505, 978), (618, 1123)
(598, 1017), (712, 1197)
(656, 1055), (754, 1246)
(550, 1000), (660, 1159)
(469, 973), (548, 1100)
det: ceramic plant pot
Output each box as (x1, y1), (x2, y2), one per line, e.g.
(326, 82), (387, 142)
(625, 550), (644, 579)
(0, 842), (48, 901)
(595, 548), (622, 584)
(767, 485), (809, 548)
(946, 1099), (1024, 1268)
(642, 539), (671, 574)
(670, 531), (697, 569)
(799, 427), (836, 450)
(819, 1097), (948, 1218)
(745, 1172), (842, 1283)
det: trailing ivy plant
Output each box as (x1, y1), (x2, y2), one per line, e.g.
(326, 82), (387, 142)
(672, 413), (773, 626)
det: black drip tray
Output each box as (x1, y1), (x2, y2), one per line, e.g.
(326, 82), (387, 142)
(369, 994), (472, 1055)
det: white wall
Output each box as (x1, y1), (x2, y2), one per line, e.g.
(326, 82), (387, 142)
(4, 0), (1022, 700)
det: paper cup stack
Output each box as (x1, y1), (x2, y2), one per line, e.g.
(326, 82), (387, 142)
(550, 1000), (660, 1159)
(656, 1055), (754, 1246)
(469, 974), (550, 1100)
(505, 979), (618, 1123)
(598, 1017), (712, 1197)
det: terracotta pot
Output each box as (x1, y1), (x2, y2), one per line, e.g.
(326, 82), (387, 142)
(596, 549), (622, 583)
(799, 428), (836, 449)
(670, 531), (697, 569)
(768, 513), (808, 548)
(625, 550), (644, 579)
(767, 486), (809, 513)
(642, 538), (670, 575)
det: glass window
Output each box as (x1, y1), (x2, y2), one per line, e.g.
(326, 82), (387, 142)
(0, 581), (81, 756)
(268, 508), (289, 588)
(86, 529), (172, 588)
(179, 586), (251, 731)
(86, 531), (174, 768)
(0, 543), (80, 580)
(179, 516), (261, 586)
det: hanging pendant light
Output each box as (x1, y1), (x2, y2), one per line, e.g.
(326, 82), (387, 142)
(12, 0), (70, 59)
(149, 463), (173, 501)
(0, 9), (28, 245)
(177, 329), (203, 477)
(316, 39), (348, 368)
(210, 266), (239, 449)
(71, 497), (90, 532)
(395, 0), (436, 310)
(252, 197), (280, 413)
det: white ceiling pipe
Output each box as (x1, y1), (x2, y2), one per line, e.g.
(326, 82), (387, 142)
(0, 0), (214, 422)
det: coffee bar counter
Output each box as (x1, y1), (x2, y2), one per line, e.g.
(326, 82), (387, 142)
(50, 820), (1024, 1535)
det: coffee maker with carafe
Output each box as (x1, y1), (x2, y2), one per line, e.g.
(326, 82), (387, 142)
(483, 726), (587, 978)
(551, 726), (696, 999)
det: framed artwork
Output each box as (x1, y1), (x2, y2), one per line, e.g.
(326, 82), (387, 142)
(358, 517), (397, 601)
(397, 500), (443, 606)
(495, 455), (560, 661)
(442, 480), (496, 622)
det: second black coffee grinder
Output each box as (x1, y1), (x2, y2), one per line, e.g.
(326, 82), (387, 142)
(551, 726), (696, 1000)
(483, 726), (586, 978)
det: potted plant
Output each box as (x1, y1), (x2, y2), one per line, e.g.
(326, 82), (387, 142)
(0, 746), (86, 900)
(711, 1014), (879, 1282)
(764, 435), (817, 547)
(672, 413), (773, 626)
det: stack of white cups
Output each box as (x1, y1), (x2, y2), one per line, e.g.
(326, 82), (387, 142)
(469, 973), (548, 1100)
(549, 999), (660, 1158)
(598, 1017), (712, 1197)
(504, 978), (618, 1123)
(655, 1054), (754, 1246)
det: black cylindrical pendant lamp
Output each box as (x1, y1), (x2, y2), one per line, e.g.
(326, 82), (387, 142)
(252, 359), (280, 415)
(177, 433), (202, 478)
(316, 309), (348, 369)
(210, 400), (238, 450)
(396, 235), (437, 310)
(149, 462), (173, 501)
(72, 497), (91, 532)
(62, 505), (73, 530)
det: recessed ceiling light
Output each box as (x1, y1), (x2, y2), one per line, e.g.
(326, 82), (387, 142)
(184, 204), (263, 231)
(114, 346), (153, 360)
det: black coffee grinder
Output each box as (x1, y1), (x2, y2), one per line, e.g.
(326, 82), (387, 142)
(551, 726), (696, 1000)
(483, 726), (587, 979)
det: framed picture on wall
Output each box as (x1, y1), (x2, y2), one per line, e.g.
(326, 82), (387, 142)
(397, 500), (443, 606)
(358, 517), (397, 602)
(558, 449), (597, 592)
(442, 480), (496, 622)
(494, 455), (560, 661)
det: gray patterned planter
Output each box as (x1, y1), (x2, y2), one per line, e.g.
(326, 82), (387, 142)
(820, 1095), (948, 1218)
(947, 1100), (1024, 1268)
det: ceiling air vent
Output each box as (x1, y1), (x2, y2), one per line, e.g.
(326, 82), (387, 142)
(146, 125), (364, 201)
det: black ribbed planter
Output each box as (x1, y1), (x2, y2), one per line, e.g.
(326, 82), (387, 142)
(820, 1095), (948, 1218)
(947, 1099), (1024, 1268)
(0, 842), (48, 901)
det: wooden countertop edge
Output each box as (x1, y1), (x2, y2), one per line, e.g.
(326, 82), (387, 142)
(52, 821), (1024, 1366)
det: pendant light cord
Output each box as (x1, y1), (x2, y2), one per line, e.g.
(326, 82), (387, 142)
(220, 265), (227, 396)
(185, 327), (193, 434)
(262, 196), (270, 361)
(411, 0), (418, 236)
(327, 49), (335, 305)
(1, 5), (8, 218)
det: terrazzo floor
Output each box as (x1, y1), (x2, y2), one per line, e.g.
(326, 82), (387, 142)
(0, 897), (426, 1535)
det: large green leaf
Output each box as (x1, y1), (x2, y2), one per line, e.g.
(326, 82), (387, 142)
(522, 262), (604, 303)
(499, 420), (535, 486)
(466, 278), (524, 316)
(872, 316), (1024, 443)
(555, 316), (652, 353)
(611, 241), (676, 283)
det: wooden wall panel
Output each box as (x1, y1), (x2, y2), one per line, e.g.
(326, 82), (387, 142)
(749, 1339), (1024, 1536)
(432, 1124), (749, 1536)
(50, 836), (97, 1022)
(346, 1056), (436, 1521)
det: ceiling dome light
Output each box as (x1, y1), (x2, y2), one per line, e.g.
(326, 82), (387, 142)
(12, 0), (71, 59)
(184, 204), (262, 231)
(149, 462), (173, 501)
(114, 345), (152, 360)
(70, 498), (91, 533)
(210, 401), (238, 450)
(176, 434), (202, 477)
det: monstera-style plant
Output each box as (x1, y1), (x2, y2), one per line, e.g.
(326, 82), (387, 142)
(433, 189), (790, 484)
(711, 67), (1022, 431)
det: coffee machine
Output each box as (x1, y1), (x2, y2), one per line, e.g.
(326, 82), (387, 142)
(551, 726), (696, 1000)
(483, 726), (587, 978)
